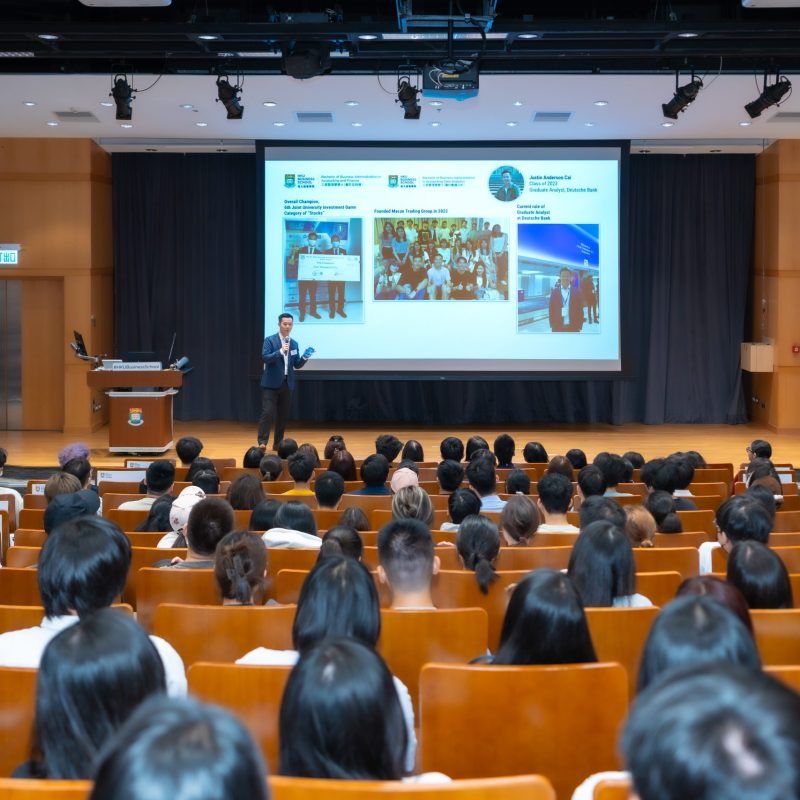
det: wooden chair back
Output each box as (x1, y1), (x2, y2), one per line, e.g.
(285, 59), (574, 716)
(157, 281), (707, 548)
(676, 510), (715, 536)
(0, 667), (37, 777)
(267, 548), (320, 577)
(530, 531), (579, 548)
(12, 530), (46, 548)
(273, 569), (309, 605)
(0, 779), (91, 797)
(692, 468), (735, 483)
(264, 494), (317, 509)
(653, 531), (711, 548)
(313, 508), (345, 531)
(585, 606), (659, 698)
(0, 568), (42, 606)
(107, 508), (149, 529)
(0, 605), (44, 634)
(101, 493), (150, 511)
(379, 608), (489, 718)
(221, 466), (262, 481)
(635, 572), (682, 607)
(362, 545), (460, 572)
(5, 547), (40, 568)
(683, 495), (725, 511)
(18, 509), (44, 530)
(751, 609), (800, 665)
(765, 664), (800, 693)
(98, 480), (141, 496)
(172, 480), (231, 494)
(687, 482), (729, 498)
(268, 774), (556, 800)
(22, 494), (46, 509)
(773, 511), (800, 533)
(136, 568), (218, 632)
(153, 603), (295, 666)
(773, 546), (800, 572)
(769, 532), (800, 547)
(339, 494), (393, 514)
(592, 778), (632, 800)
(419, 662), (627, 799)
(370, 509), (449, 530)
(494, 546), (573, 572)
(632, 548), (699, 579)
(124, 531), (168, 547)
(123, 547), (186, 608)
(187, 662), (292, 773)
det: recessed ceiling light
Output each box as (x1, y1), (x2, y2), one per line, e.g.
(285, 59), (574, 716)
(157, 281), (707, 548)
(584, 122), (595, 127)
(217, 52), (235, 58)
(506, 121), (518, 127)
(518, 33), (539, 39)
(22, 101), (36, 107)
(198, 34), (219, 41)
(358, 34), (378, 40)
(710, 149), (722, 153)
(739, 121), (752, 126)
(195, 121), (208, 127)
(120, 123), (133, 128)
(344, 100), (359, 107)
(146, 148), (157, 152)
(678, 32), (699, 38)
(512, 100), (523, 107)
(430, 121), (441, 127)
(428, 100), (443, 108)
(100, 101), (113, 107)
(661, 121), (675, 127)
(38, 34), (59, 41)
(351, 122), (363, 127)
(273, 121), (286, 127)
(639, 149), (651, 154)
(45, 121), (58, 126)
(262, 101), (277, 108)
(180, 103), (194, 109)
(593, 100), (608, 106)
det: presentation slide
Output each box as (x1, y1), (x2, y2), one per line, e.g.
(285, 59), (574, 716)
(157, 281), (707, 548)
(263, 144), (622, 372)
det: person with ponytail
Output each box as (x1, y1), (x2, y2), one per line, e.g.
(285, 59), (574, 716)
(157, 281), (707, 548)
(213, 531), (268, 606)
(456, 514), (500, 595)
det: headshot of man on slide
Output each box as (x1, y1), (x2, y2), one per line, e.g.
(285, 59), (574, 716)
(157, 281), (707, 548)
(257, 313), (314, 449)
(495, 169), (520, 202)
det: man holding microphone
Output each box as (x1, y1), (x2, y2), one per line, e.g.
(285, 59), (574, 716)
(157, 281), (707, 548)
(257, 313), (314, 449)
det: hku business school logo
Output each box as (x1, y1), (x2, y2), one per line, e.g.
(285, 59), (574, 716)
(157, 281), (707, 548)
(284, 174), (296, 188)
(388, 175), (398, 188)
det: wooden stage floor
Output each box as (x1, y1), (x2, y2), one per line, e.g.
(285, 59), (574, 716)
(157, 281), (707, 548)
(1, 421), (798, 469)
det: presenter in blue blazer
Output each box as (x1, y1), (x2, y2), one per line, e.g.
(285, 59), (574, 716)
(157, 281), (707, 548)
(257, 312), (314, 448)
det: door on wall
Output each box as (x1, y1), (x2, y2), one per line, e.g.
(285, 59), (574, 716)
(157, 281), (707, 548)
(0, 281), (22, 430)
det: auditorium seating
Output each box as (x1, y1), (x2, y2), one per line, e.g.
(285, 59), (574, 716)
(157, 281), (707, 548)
(12, 530), (46, 548)
(764, 664), (800, 693)
(634, 572), (682, 607)
(0, 605), (44, 634)
(419, 662), (628, 799)
(751, 609), (800, 665)
(591, 778), (631, 800)
(653, 531), (712, 548)
(675, 510), (715, 535)
(631, 548), (699, 579)
(0, 667), (37, 776)
(773, 511), (800, 532)
(0, 779), (91, 797)
(0, 569), (44, 606)
(136, 568), (219, 632)
(5, 547), (40, 568)
(123, 547), (186, 607)
(494, 546), (573, 571)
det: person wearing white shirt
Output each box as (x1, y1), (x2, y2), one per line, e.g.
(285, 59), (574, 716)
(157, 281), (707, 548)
(0, 447), (23, 526)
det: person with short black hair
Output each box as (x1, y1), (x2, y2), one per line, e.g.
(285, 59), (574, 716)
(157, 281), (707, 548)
(577, 464), (607, 500)
(727, 540), (793, 609)
(548, 267), (583, 332)
(465, 435), (489, 461)
(466, 454), (505, 511)
(191, 470), (220, 495)
(699, 494), (773, 573)
(158, 497), (235, 569)
(259, 453), (283, 482)
(593, 452), (632, 495)
(441, 488), (481, 532)
(276, 438), (298, 459)
(401, 439), (425, 462)
(119, 460), (176, 511)
(375, 433), (403, 463)
(644, 490), (683, 533)
(175, 436), (203, 465)
(493, 434), (515, 469)
(565, 448), (587, 470)
(377, 519), (439, 609)
(226, 473), (265, 510)
(185, 457), (216, 483)
(0, 516), (186, 695)
(249, 499), (281, 532)
(284, 451), (316, 495)
(437, 459), (465, 494)
(505, 468), (530, 495)
(351, 454), (391, 495)
(535, 472), (578, 532)
(242, 447), (264, 469)
(439, 436), (464, 462)
(500, 495), (540, 546)
(578, 495), (627, 530)
(622, 450), (645, 469)
(522, 441), (549, 463)
(748, 438), (772, 461)
(263, 501), (320, 549)
(314, 470), (345, 510)
(91, 697), (268, 800)
(649, 456), (697, 509)
(456, 515), (500, 595)
(136, 494), (175, 533)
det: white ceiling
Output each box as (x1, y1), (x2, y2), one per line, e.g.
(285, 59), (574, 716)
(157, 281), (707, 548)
(0, 71), (793, 153)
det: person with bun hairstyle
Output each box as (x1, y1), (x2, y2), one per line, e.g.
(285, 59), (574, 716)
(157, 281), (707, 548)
(624, 505), (656, 548)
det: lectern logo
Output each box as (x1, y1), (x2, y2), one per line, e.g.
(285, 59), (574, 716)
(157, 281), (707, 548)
(128, 407), (144, 427)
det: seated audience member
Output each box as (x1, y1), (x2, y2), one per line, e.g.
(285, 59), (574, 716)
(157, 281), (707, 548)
(466, 453), (506, 511)
(565, 448), (587, 470)
(726, 540), (793, 609)
(298, 442), (322, 468)
(622, 450), (645, 469)
(522, 441), (548, 463)
(338, 505), (370, 532)
(624, 505), (656, 548)
(748, 480), (782, 512)
(135, 495), (175, 533)
(283, 451), (315, 495)
(505, 468), (530, 495)
(500, 495), (540, 546)
(439, 436), (465, 462)
(638, 457), (663, 491)
(263, 501), (320, 549)
(280, 639), (425, 780)
(577, 464), (607, 501)
(745, 456), (781, 488)
(157, 497), (235, 569)
(214, 530), (267, 606)
(91, 697), (268, 800)
(377, 518), (440, 609)
(329, 448), (357, 481)
(578, 495), (627, 530)
(62, 456), (93, 492)
(465, 435), (490, 461)
(0, 516), (185, 694)
(238, 557), (417, 771)
(376, 433), (403, 463)
(156, 486), (204, 547)
(314, 470), (345, 509)
(0, 447), (23, 525)
(668, 452), (696, 500)
(17, 609), (166, 779)
(57, 442), (90, 467)
(676, 575), (753, 632)
(622, 665), (800, 800)
(392, 485), (434, 526)
(43, 487), (101, 534)
(644, 490), (683, 533)
(119, 460), (176, 511)
(249, 499), (281, 532)
(493, 434), (516, 468)
(536, 472), (578, 532)
(441, 488), (481, 532)
(351, 454), (391, 495)
(567, 520), (652, 608)
(323, 435), (346, 460)
(258, 454), (283, 482)
(184, 457), (216, 483)
(44, 471), (82, 503)
(318, 526), (363, 561)
(699, 494), (772, 574)
(456, 514), (500, 595)
(401, 439), (425, 462)
(437, 459), (465, 494)
(646, 457), (696, 509)
(546, 455), (574, 481)
(747, 437), (773, 461)
(226, 473), (265, 510)
(175, 436), (203, 466)
(636, 595), (761, 693)
(390, 466), (419, 494)
(683, 450), (707, 469)
(276, 438), (298, 459)
(242, 446), (264, 469)
(187, 467), (218, 494)
(492, 570), (597, 665)
(593, 452), (632, 495)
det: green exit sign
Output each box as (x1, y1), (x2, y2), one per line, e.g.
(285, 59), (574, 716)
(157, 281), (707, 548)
(0, 245), (20, 265)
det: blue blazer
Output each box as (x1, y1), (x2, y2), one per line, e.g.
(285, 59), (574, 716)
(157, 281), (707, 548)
(261, 333), (307, 390)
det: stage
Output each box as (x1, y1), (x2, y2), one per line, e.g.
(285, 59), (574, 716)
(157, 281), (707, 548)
(1, 421), (798, 470)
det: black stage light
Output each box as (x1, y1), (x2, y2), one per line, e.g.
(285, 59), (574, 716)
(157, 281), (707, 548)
(397, 79), (420, 119)
(662, 75), (703, 120)
(216, 76), (244, 119)
(745, 75), (792, 119)
(111, 75), (133, 120)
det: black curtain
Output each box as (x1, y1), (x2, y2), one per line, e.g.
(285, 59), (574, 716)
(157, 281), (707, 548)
(113, 152), (753, 426)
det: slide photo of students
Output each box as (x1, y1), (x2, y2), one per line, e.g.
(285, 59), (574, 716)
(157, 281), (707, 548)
(489, 165), (524, 202)
(283, 218), (363, 323)
(516, 223), (600, 334)
(372, 216), (509, 302)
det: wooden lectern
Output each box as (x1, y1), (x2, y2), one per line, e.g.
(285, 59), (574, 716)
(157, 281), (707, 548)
(87, 370), (183, 454)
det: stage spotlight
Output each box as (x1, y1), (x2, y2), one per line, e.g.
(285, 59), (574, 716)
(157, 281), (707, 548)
(662, 74), (703, 120)
(110, 75), (133, 120)
(745, 74), (792, 119)
(216, 75), (244, 119)
(397, 78), (420, 120)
